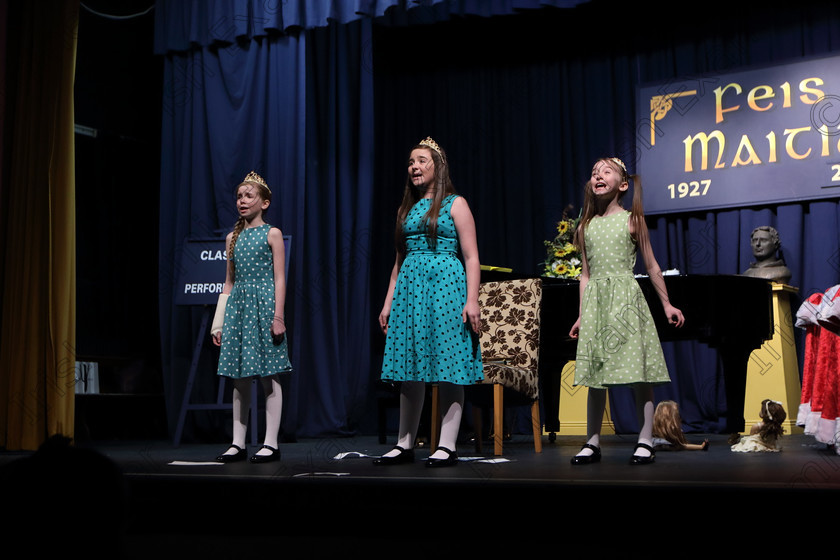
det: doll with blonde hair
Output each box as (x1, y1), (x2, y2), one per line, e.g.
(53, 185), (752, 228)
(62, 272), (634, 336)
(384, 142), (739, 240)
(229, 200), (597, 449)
(652, 400), (709, 451)
(729, 399), (786, 452)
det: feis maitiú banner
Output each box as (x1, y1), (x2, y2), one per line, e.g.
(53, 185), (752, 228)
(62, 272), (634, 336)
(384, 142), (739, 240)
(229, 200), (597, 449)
(636, 54), (840, 215)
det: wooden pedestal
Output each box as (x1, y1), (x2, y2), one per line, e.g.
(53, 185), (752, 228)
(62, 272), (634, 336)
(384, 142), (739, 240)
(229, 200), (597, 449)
(743, 283), (802, 433)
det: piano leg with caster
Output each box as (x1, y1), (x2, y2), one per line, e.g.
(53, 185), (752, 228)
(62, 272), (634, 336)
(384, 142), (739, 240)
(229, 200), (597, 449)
(719, 345), (752, 433)
(540, 363), (564, 439)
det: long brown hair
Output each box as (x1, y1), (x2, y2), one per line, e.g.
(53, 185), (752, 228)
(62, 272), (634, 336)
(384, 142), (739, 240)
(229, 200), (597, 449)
(573, 157), (647, 258)
(653, 400), (688, 447)
(228, 179), (272, 280)
(394, 142), (456, 255)
(755, 399), (786, 443)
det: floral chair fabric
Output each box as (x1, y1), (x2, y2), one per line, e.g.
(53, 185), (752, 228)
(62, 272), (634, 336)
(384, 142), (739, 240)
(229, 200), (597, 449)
(478, 278), (542, 400)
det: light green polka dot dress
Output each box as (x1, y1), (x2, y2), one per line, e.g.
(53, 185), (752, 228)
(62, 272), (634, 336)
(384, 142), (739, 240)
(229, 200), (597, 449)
(217, 224), (292, 379)
(574, 211), (670, 388)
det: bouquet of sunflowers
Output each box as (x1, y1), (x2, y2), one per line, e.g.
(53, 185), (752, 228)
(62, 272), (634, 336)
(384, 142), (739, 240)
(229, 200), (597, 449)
(541, 206), (582, 279)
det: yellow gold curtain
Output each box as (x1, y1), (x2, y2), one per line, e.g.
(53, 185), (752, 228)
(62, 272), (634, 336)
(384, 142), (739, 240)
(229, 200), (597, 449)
(0, 0), (78, 450)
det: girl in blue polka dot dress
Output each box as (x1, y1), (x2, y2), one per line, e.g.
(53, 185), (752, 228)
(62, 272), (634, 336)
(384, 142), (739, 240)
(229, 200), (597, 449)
(568, 158), (684, 465)
(375, 137), (483, 468)
(211, 171), (292, 464)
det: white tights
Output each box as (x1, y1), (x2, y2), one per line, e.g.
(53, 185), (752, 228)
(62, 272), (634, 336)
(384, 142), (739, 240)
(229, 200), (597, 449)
(577, 385), (655, 458)
(384, 381), (464, 460)
(223, 375), (283, 457)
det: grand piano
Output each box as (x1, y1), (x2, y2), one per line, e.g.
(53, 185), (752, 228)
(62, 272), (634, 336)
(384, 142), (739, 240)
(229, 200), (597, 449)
(481, 271), (775, 434)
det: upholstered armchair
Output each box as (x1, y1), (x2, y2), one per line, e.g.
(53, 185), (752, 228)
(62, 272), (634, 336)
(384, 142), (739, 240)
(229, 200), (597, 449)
(430, 277), (544, 456)
(470, 277), (543, 456)
(432, 278), (542, 455)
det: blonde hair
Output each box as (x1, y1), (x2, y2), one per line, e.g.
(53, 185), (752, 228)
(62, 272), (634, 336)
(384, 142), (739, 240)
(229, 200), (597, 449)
(653, 400), (688, 448)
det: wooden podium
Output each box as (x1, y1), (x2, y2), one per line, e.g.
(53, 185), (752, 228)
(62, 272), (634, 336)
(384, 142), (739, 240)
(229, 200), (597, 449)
(743, 283), (802, 434)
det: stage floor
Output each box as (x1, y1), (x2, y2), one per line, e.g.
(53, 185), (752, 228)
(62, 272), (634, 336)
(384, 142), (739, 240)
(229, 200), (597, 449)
(3, 433), (839, 557)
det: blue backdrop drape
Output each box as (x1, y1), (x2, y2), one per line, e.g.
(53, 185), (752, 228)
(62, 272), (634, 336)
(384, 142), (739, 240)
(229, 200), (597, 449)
(155, 0), (840, 440)
(155, 2), (378, 441)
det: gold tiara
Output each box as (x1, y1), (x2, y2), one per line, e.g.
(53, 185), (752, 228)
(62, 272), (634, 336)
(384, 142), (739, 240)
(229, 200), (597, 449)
(609, 157), (627, 173)
(242, 170), (270, 193)
(419, 136), (445, 161)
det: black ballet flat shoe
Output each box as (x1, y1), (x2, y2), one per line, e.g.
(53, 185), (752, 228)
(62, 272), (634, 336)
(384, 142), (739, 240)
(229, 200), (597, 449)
(629, 442), (656, 465)
(425, 447), (458, 468)
(372, 445), (415, 466)
(250, 445), (280, 464)
(570, 443), (601, 465)
(216, 444), (247, 463)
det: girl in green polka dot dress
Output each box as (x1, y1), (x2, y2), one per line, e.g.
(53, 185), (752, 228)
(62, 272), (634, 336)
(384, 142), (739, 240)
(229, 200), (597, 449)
(376, 137), (483, 468)
(210, 171), (292, 464)
(568, 158), (684, 465)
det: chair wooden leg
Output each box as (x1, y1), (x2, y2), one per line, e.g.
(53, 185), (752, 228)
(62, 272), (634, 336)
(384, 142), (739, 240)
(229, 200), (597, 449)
(493, 384), (504, 456)
(430, 384), (440, 451)
(531, 400), (543, 453)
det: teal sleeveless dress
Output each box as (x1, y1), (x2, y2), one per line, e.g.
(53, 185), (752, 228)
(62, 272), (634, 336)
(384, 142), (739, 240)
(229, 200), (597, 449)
(381, 195), (483, 385)
(574, 211), (670, 388)
(217, 223), (292, 379)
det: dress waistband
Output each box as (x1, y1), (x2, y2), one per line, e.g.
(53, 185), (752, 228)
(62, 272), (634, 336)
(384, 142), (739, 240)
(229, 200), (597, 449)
(405, 250), (458, 257)
(233, 278), (272, 286)
(588, 272), (635, 281)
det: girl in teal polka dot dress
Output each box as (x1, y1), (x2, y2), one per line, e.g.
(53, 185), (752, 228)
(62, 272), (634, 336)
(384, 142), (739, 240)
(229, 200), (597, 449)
(211, 171), (292, 464)
(375, 137), (483, 468)
(568, 158), (684, 465)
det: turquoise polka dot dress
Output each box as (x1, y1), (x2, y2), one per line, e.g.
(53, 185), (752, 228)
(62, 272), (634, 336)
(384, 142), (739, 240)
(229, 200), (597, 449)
(217, 224), (292, 379)
(381, 195), (483, 385)
(574, 211), (670, 388)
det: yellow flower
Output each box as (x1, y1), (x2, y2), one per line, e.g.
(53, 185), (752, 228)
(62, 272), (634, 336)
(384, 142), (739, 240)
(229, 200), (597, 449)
(543, 209), (582, 279)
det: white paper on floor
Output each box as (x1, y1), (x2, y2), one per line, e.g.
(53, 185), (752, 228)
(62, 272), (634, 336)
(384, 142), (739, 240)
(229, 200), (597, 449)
(333, 451), (376, 459)
(332, 451), (510, 463)
(292, 472), (351, 477)
(167, 461), (226, 466)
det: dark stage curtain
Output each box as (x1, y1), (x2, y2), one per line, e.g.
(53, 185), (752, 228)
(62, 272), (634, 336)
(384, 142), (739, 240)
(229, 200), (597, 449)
(153, 0), (588, 52)
(155, 4), (379, 440)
